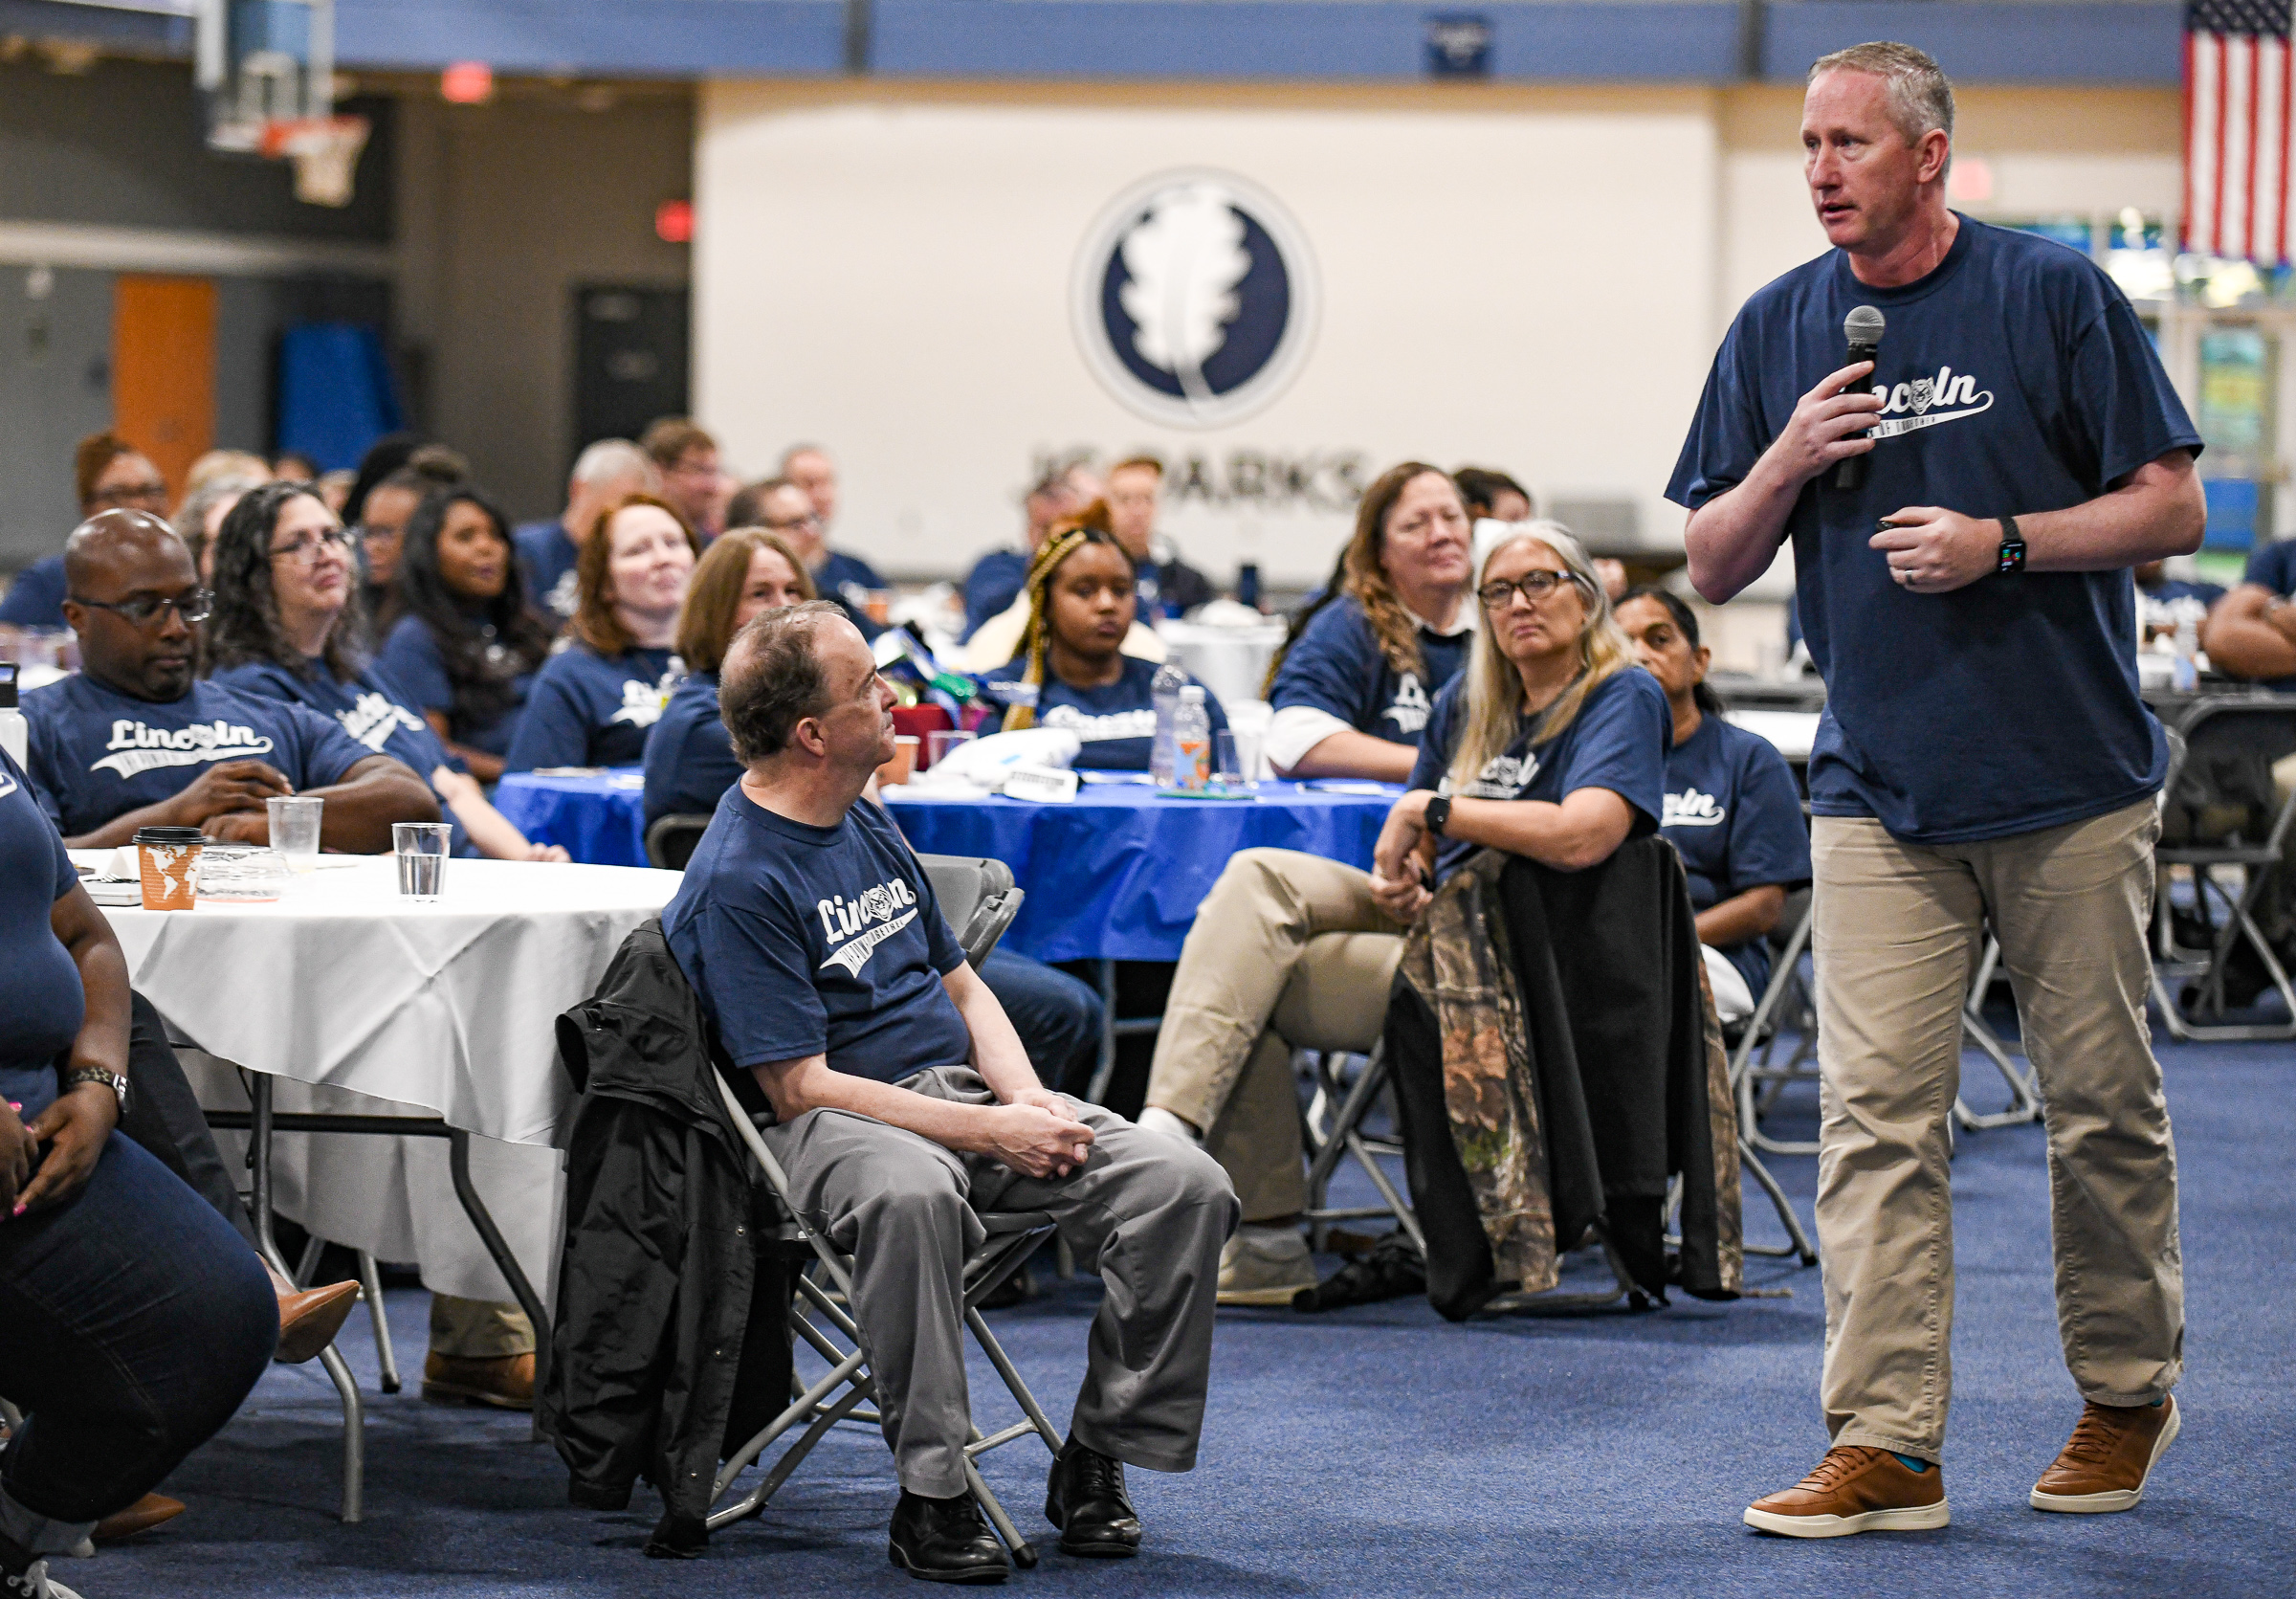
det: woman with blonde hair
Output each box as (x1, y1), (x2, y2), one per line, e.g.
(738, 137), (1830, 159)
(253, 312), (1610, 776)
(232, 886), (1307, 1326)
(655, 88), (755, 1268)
(1139, 522), (1670, 1306)
(979, 515), (1226, 769)
(643, 525), (815, 826)
(1262, 462), (1478, 781)
(505, 492), (699, 772)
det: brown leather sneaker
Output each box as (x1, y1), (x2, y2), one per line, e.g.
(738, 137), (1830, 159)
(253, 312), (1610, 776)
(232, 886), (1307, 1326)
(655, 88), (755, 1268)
(421, 1350), (535, 1410)
(1744, 1445), (1949, 1538)
(2031, 1396), (2179, 1513)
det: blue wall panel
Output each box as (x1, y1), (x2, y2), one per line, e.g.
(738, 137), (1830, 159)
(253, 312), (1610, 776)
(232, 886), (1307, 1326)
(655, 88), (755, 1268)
(333, 0), (847, 78)
(872, 1), (1742, 81)
(1762, 3), (2182, 86)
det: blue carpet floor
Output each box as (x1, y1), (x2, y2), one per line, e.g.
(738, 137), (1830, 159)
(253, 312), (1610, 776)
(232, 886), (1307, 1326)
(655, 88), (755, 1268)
(75, 1034), (2292, 1598)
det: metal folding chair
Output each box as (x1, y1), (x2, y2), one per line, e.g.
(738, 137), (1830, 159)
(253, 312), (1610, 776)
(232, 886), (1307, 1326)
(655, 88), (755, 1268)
(701, 850), (1057, 1561)
(1300, 1045), (1422, 1256)
(702, 1073), (1064, 1563)
(2149, 696), (2296, 1041)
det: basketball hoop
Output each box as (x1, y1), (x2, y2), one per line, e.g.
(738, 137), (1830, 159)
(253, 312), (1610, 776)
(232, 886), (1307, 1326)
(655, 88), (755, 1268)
(259, 114), (370, 208)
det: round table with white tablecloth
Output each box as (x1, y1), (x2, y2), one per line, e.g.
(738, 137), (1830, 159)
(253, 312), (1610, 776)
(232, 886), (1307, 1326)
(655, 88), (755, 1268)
(95, 855), (680, 1306)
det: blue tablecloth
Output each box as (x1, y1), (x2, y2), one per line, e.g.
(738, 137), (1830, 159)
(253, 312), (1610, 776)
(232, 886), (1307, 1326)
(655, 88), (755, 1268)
(885, 777), (1400, 963)
(493, 768), (649, 868)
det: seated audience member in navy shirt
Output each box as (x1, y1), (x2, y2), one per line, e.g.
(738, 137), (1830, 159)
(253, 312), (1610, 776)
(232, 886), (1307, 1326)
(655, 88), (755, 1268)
(378, 486), (555, 783)
(2134, 559), (2223, 646)
(1669, 51), (2202, 1529)
(2, 432), (172, 632)
(645, 526), (817, 826)
(1143, 525), (1667, 1306)
(962, 466), (1081, 641)
(977, 524), (1227, 770)
(513, 438), (658, 630)
(781, 444), (891, 598)
(505, 494), (697, 773)
(1264, 462), (1476, 782)
(1614, 588), (1810, 1015)
(23, 511), (437, 849)
(205, 481), (568, 863)
(2200, 537), (2296, 690)
(729, 476), (881, 640)
(662, 601), (1233, 1579)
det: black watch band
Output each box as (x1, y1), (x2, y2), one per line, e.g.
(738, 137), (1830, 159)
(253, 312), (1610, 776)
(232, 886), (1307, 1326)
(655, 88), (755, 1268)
(1424, 795), (1452, 837)
(1997, 515), (2027, 576)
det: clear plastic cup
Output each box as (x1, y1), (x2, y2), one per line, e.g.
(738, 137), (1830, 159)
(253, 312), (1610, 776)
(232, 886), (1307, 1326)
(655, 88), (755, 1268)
(267, 795), (324, 874)
(392, 822), (453, 901)
(1214, 729), (1244, 791)
(927, 728), (976, 769)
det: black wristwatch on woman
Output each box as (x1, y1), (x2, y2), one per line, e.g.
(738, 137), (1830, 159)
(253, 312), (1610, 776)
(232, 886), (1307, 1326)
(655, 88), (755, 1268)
(63, 1066), (130, 1119)
(1424, 795), (1452, 837)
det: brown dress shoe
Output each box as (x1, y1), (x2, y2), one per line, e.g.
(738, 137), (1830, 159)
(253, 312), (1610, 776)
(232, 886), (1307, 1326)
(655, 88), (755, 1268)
(92, 1493), (185, 1543)
(1743, 1445), (1949, 1538)
(2031, 1396), (2179, 1513)
(422, 1350), (535, 1410)
(276, 1280), (363, 1365)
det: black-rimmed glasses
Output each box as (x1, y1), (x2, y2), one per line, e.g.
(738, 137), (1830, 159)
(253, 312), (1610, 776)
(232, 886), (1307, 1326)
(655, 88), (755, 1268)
(69, 589), (214, 628)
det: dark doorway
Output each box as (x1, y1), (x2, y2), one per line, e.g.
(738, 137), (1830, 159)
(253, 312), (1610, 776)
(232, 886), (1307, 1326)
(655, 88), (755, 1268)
(571, 283), (689, 466)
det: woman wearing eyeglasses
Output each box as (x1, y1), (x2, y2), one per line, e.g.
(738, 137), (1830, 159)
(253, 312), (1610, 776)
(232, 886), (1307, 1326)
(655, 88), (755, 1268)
(1138, 523), (1669, 1306)
(205, 482), (568, 862)
(0, 433), (173, 632)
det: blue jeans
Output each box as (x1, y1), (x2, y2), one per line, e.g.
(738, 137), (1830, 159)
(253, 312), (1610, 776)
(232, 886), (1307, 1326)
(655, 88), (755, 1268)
(0, 1131), (276, 1550)
(976, 948), (1102, 1091)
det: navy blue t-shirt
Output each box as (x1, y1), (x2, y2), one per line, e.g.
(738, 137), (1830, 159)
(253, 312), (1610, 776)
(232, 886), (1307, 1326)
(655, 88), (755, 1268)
(1664, 716), (1811, 998)
(211, 655), (481, 857)
(0, 747), (85, 1122)
(0, 553), (69, 631)
(1406, 667), (1670, 878)
(503, 644), (680, 773)
(2239, 540), (2296, 689)
(376, 613), (537, 759)
(818, 549), (887, 597)
(977, 655), (1230, 771)
(665, 787), (972, 1083)
(24, 674), (372, 840)
(1667, 216), (2200, 845)
(644, 671), (742, 826)
(1271, 595), (1473, 754)
(513, 520), (582, 625)
(962, 548), (1029, 641)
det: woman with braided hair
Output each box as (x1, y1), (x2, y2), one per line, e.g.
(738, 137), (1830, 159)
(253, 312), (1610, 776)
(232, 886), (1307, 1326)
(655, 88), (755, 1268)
(979, 511), (1226, 771)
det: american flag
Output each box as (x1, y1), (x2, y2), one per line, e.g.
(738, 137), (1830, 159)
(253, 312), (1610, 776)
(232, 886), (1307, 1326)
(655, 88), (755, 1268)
(2186, 0), (2296, 261)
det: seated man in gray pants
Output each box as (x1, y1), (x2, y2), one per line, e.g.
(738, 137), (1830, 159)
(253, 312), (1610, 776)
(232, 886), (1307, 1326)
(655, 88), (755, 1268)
(664, 600), (1237, 1583)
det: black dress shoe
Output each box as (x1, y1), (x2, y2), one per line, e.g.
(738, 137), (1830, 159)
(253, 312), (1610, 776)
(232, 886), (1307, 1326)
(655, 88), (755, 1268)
(1044, 1438), (1142, 1558)
(889, 1489), (1011, 1584)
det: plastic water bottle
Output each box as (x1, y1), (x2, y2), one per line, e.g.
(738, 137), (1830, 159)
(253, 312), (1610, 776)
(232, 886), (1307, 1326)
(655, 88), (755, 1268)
(1172, 684), (1212, 791)
(0, 664), (24, 772)
(1149, 662), (1187, 786)
(1236, 562), (1262, 611)
(2172, 615), (2201, 694)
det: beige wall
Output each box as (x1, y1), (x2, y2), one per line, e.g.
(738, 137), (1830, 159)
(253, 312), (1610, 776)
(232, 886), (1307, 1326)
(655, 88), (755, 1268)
(393, 89), (694, 522)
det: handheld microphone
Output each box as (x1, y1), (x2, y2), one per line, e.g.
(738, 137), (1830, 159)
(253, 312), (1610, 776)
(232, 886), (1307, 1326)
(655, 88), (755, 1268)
(1833, 304), (1886, 492)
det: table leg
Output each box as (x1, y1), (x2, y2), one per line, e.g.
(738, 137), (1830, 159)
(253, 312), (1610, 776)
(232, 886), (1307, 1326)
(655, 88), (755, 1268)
(249, 1076), (365, 1523)
(447, 1130), (553, 1427)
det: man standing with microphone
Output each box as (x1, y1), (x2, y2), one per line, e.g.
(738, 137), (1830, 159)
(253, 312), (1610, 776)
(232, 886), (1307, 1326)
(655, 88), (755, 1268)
(1670, 42), (2201, 1537)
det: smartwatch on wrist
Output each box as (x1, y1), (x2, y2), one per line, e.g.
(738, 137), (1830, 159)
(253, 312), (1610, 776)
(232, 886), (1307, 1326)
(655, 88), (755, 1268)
(1424, 795), (1452, 837)
(1996, 515), (2026, 576)
(63, 1067), (129, 1118)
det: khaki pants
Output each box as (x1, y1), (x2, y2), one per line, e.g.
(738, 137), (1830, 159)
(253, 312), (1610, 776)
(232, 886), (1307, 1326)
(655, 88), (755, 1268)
(430, 1296), (534, 1359)
(1810, 800), (2183, 1462)
(1144, 850), (1405, 1223)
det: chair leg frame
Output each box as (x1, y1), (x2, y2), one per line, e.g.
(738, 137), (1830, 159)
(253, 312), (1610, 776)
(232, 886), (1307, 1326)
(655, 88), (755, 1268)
(2150, 863), (2296, 1042)
(1299, 1046), (1424, 1256)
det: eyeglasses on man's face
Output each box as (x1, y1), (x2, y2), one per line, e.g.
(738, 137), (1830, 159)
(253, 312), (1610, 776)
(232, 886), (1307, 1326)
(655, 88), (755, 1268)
(1477, 570), (1583, 610)
(87, 479), (169, 510)
(69, 588), (214, 628)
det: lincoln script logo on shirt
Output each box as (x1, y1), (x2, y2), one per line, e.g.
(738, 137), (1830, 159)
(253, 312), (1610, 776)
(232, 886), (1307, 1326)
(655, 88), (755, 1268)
(609, 668), (683, 731)
(818, 877), (921, 978)
(340, 691), (427, 753)
(1864, 364), (1994, 440)
(1664, 787), (1727, 828)
(1439, 750), (1538, 801)
(1040, 704), (1156, 743)
(92, 719), (275, 779)
(1382, 674), (1431, 736)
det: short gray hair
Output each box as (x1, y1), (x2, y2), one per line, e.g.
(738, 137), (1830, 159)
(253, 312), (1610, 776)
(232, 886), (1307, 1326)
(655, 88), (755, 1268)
(1809, 40), (1954, 152)
(570, 437), (656, 490)
(719, 600), (846, 764)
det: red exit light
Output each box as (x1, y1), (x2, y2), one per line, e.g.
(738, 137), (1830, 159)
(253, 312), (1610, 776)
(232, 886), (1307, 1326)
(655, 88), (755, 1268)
(440, 61), (494, 104)
(655, 200), (694, 244)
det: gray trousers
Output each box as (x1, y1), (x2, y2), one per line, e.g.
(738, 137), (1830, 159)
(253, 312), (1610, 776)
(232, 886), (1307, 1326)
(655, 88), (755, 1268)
(761, 1068), (1240, 1498)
